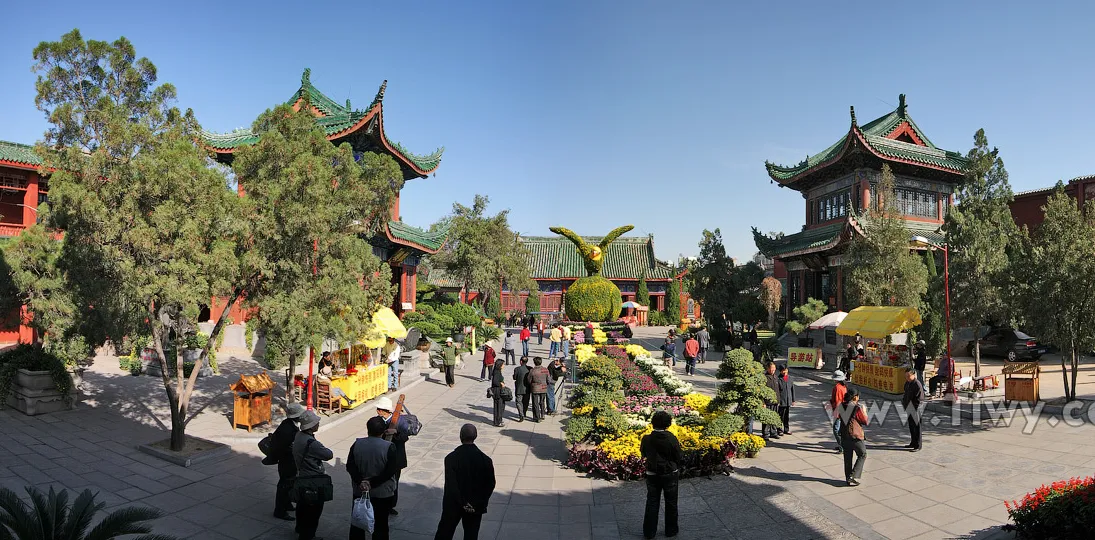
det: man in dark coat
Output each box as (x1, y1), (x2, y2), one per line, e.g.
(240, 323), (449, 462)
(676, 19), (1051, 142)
(641, 411), (683, 539)
(377, 396), (412, 515)
(526, 357), (550, 422)
(434, 424), (496, 540)
(347, 416), (400, 540)
(271, 403), (305, 520)
(777, 365), (796, 435)
(763, 362), (781, 440)
(513, 357), (531, 422)
(901, 369), (925, 451)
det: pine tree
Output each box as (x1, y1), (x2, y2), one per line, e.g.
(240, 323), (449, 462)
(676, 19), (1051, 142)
(636, 271), (650, 307)
(946, 129), (1017, 377)
(665, 278), (681, 323)
(709, 348), (781, 431)
(525, 290), (539, 316)
(919, 248), (946, 359)
(845, 164), (928, 309)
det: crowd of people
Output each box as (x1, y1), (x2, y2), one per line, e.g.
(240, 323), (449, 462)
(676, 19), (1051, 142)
(265, 397), (497, 540)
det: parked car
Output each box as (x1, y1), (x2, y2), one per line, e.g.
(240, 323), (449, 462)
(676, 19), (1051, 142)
(966, 328), (1046, 361)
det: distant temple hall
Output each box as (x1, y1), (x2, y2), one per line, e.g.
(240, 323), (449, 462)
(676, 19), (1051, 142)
(753, 95), (967, 318)
(0, 69), (446, 344)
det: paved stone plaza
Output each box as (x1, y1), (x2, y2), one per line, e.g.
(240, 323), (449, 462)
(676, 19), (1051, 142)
(2, 328), (1093, 539)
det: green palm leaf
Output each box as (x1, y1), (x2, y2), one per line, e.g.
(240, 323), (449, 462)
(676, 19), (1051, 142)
(85, 506), (165, 540)
(0, 486), (174, 540)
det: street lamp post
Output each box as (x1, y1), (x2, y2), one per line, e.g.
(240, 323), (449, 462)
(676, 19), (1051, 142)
(912, 235), (956, 404)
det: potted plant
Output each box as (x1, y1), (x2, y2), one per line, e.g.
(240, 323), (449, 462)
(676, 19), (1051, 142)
(0, 344), (76, 415)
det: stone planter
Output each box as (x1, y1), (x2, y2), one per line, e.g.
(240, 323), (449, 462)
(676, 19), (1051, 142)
(7, 369), (76, 416)
(68, 367), (86, 391)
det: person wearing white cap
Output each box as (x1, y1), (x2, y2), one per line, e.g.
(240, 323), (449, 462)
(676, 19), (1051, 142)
(272, 403), (307, 520)
(292, 411), (333, 540)
(442, 337), (459, 388)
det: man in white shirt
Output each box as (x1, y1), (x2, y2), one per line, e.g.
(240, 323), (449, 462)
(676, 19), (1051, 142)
(385, 337), (403, 391)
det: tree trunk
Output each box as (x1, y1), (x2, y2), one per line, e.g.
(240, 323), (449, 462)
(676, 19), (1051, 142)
(1070, 340), (1078, 401)
(171, 400), (186, 451)
(1059, 346), (1072, 401)
(974, 340), (981, 378)
(150, 308), (186, 452)
(178, 291), (239, 415)
(767, 308), (776, 332)
(286, 349), (298, 403)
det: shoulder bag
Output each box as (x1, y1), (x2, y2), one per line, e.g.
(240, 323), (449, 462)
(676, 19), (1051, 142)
(290, 438), (334, 504)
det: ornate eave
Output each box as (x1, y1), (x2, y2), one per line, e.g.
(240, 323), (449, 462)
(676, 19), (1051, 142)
(200, 69), (443, 180)
(765, 95), (967, 191)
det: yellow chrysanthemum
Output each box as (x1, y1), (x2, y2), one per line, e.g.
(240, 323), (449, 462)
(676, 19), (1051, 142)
(683, 393), (712, 413)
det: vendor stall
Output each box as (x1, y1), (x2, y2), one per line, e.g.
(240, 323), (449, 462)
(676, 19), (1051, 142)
(328, 364), (389, 409)
(230, 372), (276, 431)
(836, 306), (922, 394)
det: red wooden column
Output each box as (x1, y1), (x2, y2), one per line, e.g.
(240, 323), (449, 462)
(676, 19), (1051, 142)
(23, 172), (39, 227)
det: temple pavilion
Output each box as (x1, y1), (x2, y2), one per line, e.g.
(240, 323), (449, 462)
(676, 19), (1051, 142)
(201, 69), (447, 320)
(0, 70), (443, 344)
(753, 95), (967, 318)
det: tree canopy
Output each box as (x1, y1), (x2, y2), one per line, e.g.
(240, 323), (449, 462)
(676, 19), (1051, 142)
(1013, 186), (1095, 400)
(946, 129), (1017, 376)
(845, 164), (928, 310)
(431, 195), (533, 310)
(690, 229), (765, 342)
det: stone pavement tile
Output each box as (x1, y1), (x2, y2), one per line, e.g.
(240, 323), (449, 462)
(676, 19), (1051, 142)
(714, 504), (778, 530)
(558, 490), (593, 505)
(552, 475), (592, 491)
(120, 474), (174, 495)
(559, 521), (594, 540)
(858, 481), (909, 501)
(497, 522), (559, 540)
(509, 488), (559, 506)
(142, 489), (205, 512)
(871, 515), (934, 540)
(80, 471), (134, 492)
(512, 477), (554, 490)
(826, 490), (878, 509)
(24, 444), (66, 460)
(151, 515), (208, 538)
(843, 502), (897, 524)
(114, 486), (152, 501)
(906, 528), (953, 540)
(939, 515), (1003, 536)
(185, 504), (239, 528)
(949, 492), (1005, 514)
(491, 453), (528, 466)
(976, 502), (1010, 524)
(871, 466), (916, 484)
(519, 465), (558, 478)
(915, 483), (970, 503)
(879, 491), (938, 514)
(908, 502), (970, 528)
(559, 503), (590, 522)
(492, 444), (530, 455)
(212, 513), (275, 540)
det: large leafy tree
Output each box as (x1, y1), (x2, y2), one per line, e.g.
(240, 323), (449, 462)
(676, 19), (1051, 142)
(946, 129), (1017, 376)
(690, 229), (764, 345)
(231, 104), (402, 392)
(432, 195), (533, 311)
(845, 164), (928, 310)
(29, 30), (241, 450)
(918, 248), (947, 359)
(1014, 187), (1095, 400)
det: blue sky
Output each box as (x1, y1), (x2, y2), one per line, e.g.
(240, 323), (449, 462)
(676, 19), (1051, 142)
(2, 1), (1093, 262)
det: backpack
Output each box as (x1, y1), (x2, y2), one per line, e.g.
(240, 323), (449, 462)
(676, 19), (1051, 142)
(401, 405), (423, 436)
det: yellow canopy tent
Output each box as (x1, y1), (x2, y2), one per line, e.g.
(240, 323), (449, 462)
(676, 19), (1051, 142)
(835, 306), (921, 340)
(362, 307), (408, 348)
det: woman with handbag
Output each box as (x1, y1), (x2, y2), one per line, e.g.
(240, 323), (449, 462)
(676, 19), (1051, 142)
(292, 411), (334, 540)
(490, 361), (508, 427)
(838, 389), (869, 486)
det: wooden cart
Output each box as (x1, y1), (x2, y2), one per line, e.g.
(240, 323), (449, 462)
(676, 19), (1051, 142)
(1002, 362), (1039, 404)
(230, 372), (276, 431)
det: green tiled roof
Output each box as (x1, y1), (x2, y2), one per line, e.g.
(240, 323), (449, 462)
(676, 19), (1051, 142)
(753, 223), (846, 258)
(849, 211), (947, 247)
(0, 141), (41, 168)
(387, 220), (448, 252)
(765, 95), (967, 185)
(520, 236), (675, 280)
(200, 69), (443, 178)
(424, 267), (464, 289)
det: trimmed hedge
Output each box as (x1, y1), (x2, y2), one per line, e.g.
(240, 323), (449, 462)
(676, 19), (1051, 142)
(564, 276), (622, 322)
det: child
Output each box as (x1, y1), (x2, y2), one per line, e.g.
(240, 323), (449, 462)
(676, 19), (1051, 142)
(661, 336), (676, 367)
(777, 365), (796, 435)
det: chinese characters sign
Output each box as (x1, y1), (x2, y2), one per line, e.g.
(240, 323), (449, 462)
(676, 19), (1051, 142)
(850, 363), (905, 394)
(788, 347), (822, 369)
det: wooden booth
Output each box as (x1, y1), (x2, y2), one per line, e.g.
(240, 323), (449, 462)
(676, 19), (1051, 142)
(1003, 362), (1040, 403)
(836, 306), (921, 395)
(230, 372), (276, 431)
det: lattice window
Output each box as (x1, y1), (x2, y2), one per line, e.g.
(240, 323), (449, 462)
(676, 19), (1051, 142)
(813, 190), (850, 223)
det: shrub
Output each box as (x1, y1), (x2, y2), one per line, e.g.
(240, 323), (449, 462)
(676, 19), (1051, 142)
(704, 413), (745, 439)
(565, 414), (594, 443)
(729, 432), (766, 458)
(577, 356), (623, 392)
(568, 386), (624, 410)
(1005, 476), (1095, 539)
(477, 324), (501, 343)
(437, 302), (480, 329)
(589, 407), (630, 443)
(710, 348), (780, 428)
(408, 321), (445, 341)
(648, 311), (670, 326)
(44, 337), (91, 369)
(0, 345), (73, 403)
(245, 319), (256, 350)
(431, 314), (455, 334)
(565, 276), (622, 322)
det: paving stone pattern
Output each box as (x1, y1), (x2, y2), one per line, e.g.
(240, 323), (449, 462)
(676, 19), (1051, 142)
(2, 328), (1092, 539)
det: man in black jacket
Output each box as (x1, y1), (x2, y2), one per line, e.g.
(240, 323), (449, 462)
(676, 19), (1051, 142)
(434, 424), (496, 540)
(902, 369), (925, 451)
(512, 357), (531, 422)
(640, 411), (682, 540)
(272, 403), (305, 520)
(763, 362), (781, 440)
(377, 396), (412, 516)
(347, 416), (401, 540)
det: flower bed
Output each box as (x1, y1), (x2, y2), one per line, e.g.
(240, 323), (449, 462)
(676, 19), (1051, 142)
(565, 345), (765, 480)
(1005, 476), (1095, 539)
(631, 352), (694, 396)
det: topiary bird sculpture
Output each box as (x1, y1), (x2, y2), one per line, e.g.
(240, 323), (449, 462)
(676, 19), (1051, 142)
(549, 225), (634, 276)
